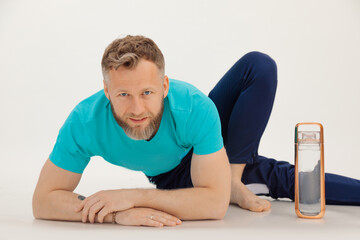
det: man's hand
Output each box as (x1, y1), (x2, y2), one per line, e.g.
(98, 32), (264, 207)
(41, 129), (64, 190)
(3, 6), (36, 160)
(115, 208), (182, 227)
(74, 189), (137, 223)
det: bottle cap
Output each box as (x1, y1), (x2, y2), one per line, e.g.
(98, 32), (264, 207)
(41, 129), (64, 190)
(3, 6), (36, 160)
(295, 122), (324, 144)
(297, 131), (320, 144)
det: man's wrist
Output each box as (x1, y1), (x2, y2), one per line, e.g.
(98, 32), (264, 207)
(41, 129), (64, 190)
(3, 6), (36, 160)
(131, 188), (147, 208)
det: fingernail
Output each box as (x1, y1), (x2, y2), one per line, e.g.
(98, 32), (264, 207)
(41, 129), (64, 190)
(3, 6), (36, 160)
(176, 219), (181, 224)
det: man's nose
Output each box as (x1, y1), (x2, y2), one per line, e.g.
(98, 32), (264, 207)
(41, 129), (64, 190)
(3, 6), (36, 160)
(129, 97), (145, 116)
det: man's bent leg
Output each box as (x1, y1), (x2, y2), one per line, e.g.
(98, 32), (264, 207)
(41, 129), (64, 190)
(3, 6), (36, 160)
(208, 51), (277, 212)
(149, 51), (360, 208)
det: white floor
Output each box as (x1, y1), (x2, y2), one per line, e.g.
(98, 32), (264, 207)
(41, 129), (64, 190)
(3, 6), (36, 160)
(1, 192), (359, 240)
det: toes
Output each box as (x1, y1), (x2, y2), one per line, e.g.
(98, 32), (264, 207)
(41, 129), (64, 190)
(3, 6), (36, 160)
(250, 206), (263, 212)
(246, 202), (264, 212)
(249, 200), (271, 212)
(260, 200), (271, 212)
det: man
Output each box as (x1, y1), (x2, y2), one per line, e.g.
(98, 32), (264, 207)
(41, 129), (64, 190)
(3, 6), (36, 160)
(33, 35), (360, 227)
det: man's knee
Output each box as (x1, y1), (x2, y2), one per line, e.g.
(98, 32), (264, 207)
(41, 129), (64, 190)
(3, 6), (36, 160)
(242, 51), (277, 73)
(241, 51), (278, 90)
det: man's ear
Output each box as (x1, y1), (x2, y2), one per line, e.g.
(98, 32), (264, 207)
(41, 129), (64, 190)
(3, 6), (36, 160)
(103, 80), (110, 100)
(163, 75), (169, 98)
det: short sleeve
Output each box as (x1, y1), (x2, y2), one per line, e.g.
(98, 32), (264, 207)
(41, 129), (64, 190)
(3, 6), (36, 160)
(186, 94), (224, 155)
(49, 108), (91, 174)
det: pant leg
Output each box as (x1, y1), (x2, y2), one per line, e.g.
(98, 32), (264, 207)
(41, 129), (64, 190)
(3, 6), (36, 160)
(242, 156), (360, 206)
(208, 51), (277, 164)
(208, 51), (360, 206)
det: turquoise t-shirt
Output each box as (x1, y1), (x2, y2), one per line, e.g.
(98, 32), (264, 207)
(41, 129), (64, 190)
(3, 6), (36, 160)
(49, 79), (223, 176)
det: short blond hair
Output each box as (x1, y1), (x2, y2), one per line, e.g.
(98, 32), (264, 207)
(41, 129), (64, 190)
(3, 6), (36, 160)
(101, 35), (165, 83)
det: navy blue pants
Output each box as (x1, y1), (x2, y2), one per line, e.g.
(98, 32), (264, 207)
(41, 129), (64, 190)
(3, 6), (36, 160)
(146, 52), (360, 206)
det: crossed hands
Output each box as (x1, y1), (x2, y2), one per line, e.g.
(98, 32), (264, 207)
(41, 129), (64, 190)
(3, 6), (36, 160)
(74, 189), (182, 227)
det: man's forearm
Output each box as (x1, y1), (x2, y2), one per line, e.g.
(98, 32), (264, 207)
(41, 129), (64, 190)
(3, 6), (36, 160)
(133, 187), (229, 220)
(129, 150), (231, 220)
(33, 190), (112, 223)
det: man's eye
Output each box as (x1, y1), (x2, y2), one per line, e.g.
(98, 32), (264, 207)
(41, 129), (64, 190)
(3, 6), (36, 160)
(144, 91), (152, 96)
(119, 93), (128, 97)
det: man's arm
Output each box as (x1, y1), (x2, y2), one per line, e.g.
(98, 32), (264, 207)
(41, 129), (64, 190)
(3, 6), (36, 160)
(33, 159), (181, 227)
(139, 147), (231, 220)
(137, 146), (231, 220)
(32, 158), (113, 222)
(79, 147), (231, 221)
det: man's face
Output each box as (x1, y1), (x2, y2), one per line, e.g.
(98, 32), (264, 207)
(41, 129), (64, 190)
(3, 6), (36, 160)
(103, 59), (169, 141)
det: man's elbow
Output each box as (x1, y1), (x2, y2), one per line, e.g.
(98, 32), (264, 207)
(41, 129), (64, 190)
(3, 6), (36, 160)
(33, 209), (41, 219)
(211, 200), (229, 220)
(206, 190), (230, 220)
(210, 185), (231, 220)
(32, 191), (46, 219)
(32, 195), (41, 219)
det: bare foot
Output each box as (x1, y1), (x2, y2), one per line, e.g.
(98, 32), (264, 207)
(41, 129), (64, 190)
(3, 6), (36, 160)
(230, 180), (271, 212)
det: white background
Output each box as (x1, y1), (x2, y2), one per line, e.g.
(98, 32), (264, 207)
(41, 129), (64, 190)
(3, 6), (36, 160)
(0, 0), (359, 232)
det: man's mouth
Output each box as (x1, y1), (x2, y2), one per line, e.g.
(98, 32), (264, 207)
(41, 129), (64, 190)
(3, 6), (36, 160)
(129, 117), (148, 123)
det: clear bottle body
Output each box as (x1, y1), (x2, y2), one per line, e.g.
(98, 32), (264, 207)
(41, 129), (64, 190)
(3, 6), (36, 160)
(294, 123), (325, 219)
(298, 141), (321, 215)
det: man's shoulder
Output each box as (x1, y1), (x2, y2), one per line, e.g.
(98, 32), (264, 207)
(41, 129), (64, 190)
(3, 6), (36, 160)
(71, 90), (109, 124)
(167, 79), (222, 153)
(168, 78), (210, 113)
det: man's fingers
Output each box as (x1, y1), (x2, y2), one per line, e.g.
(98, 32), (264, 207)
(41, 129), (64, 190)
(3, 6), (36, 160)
(75, 192), (100, 212)
(143, 218), (164, 227)
(115, 211), (164, 227)
(148, 210), (181, 225)
(88, 201), (105, 223)
(82, 198), (100, 223)
(75, 196), (91, 212)
(97, 207), (111, 223)
(159, 213), (182, 225)
(150, 215), (177, 226)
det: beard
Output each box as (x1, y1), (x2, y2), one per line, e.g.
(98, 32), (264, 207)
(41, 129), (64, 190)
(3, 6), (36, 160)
(109, 98), (164, 141)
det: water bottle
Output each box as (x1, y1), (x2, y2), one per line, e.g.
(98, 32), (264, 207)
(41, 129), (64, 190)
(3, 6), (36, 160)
(294, 122), (325, 219)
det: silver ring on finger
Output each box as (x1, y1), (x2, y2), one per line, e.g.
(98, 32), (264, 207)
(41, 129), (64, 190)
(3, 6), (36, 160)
(150, 215), (154, 220)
